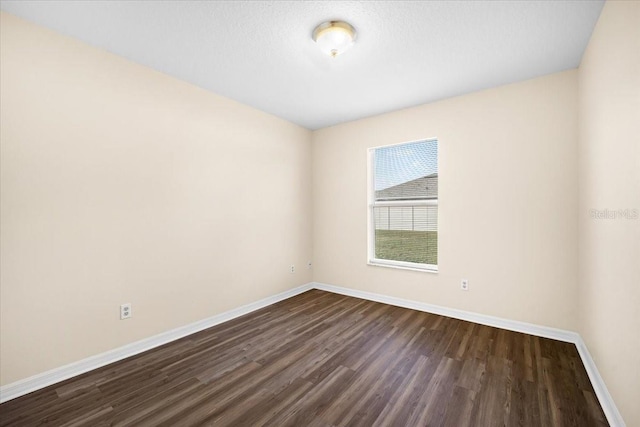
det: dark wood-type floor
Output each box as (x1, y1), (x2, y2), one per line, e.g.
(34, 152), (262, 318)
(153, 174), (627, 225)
(0, 290), (608, 426)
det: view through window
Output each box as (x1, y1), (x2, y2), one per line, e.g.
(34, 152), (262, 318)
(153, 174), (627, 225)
(369, 139), (438, 270)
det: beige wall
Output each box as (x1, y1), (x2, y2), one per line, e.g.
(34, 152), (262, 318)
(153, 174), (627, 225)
(0, 12), (312, 386)
(2, 4), (638, 423)
(312, 70), (579, 331)
(578, 2), (640, 425)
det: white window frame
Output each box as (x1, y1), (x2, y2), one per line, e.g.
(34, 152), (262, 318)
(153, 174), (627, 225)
(367, 138), (438, 272)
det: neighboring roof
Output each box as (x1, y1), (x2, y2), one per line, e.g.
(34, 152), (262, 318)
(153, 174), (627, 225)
(375, 173), (438, 201)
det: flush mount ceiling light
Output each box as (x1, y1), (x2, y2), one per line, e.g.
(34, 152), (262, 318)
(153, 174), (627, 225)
(312, 21), (356, 58)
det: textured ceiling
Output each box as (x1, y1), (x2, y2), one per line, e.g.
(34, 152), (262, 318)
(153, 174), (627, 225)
(0, 1), (604, 130)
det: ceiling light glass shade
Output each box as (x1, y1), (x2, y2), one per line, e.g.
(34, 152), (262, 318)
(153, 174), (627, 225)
(312, 21), (356, 57)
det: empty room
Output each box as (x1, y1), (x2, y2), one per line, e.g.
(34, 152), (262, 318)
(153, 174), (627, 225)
(0, 1), (638, 426)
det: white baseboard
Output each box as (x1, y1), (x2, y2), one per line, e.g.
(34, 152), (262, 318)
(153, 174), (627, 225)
(312, 281), (625, 427)
(0, 280), (625, 426)
(0, 282), (314, 404)
(312, 282), (579, 342)
(574, 336), (626, 427)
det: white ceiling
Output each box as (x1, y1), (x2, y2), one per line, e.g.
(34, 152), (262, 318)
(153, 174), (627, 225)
(0, 1), (604, 130)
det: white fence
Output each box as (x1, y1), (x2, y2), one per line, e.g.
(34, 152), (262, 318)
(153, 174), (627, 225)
(374, 206), (438, 232)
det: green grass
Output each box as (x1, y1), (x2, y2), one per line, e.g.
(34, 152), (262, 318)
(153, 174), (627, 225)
(375, 230), (438, 265)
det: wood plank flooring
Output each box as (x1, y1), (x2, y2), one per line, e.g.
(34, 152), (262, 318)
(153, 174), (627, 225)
(0, 290), (608, 426)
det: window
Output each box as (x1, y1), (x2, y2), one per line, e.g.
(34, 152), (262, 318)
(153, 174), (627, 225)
(368, 139), (438, 271)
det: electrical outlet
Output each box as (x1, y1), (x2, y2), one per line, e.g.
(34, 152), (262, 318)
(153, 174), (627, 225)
(308, 261), (312, 269)
(461, 279), (469, 291)
(120, 303), (132, 319)
(290, 265), (295, 274)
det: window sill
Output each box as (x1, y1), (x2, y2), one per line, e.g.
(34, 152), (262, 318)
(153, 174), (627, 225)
(367, 260), (438, 274)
